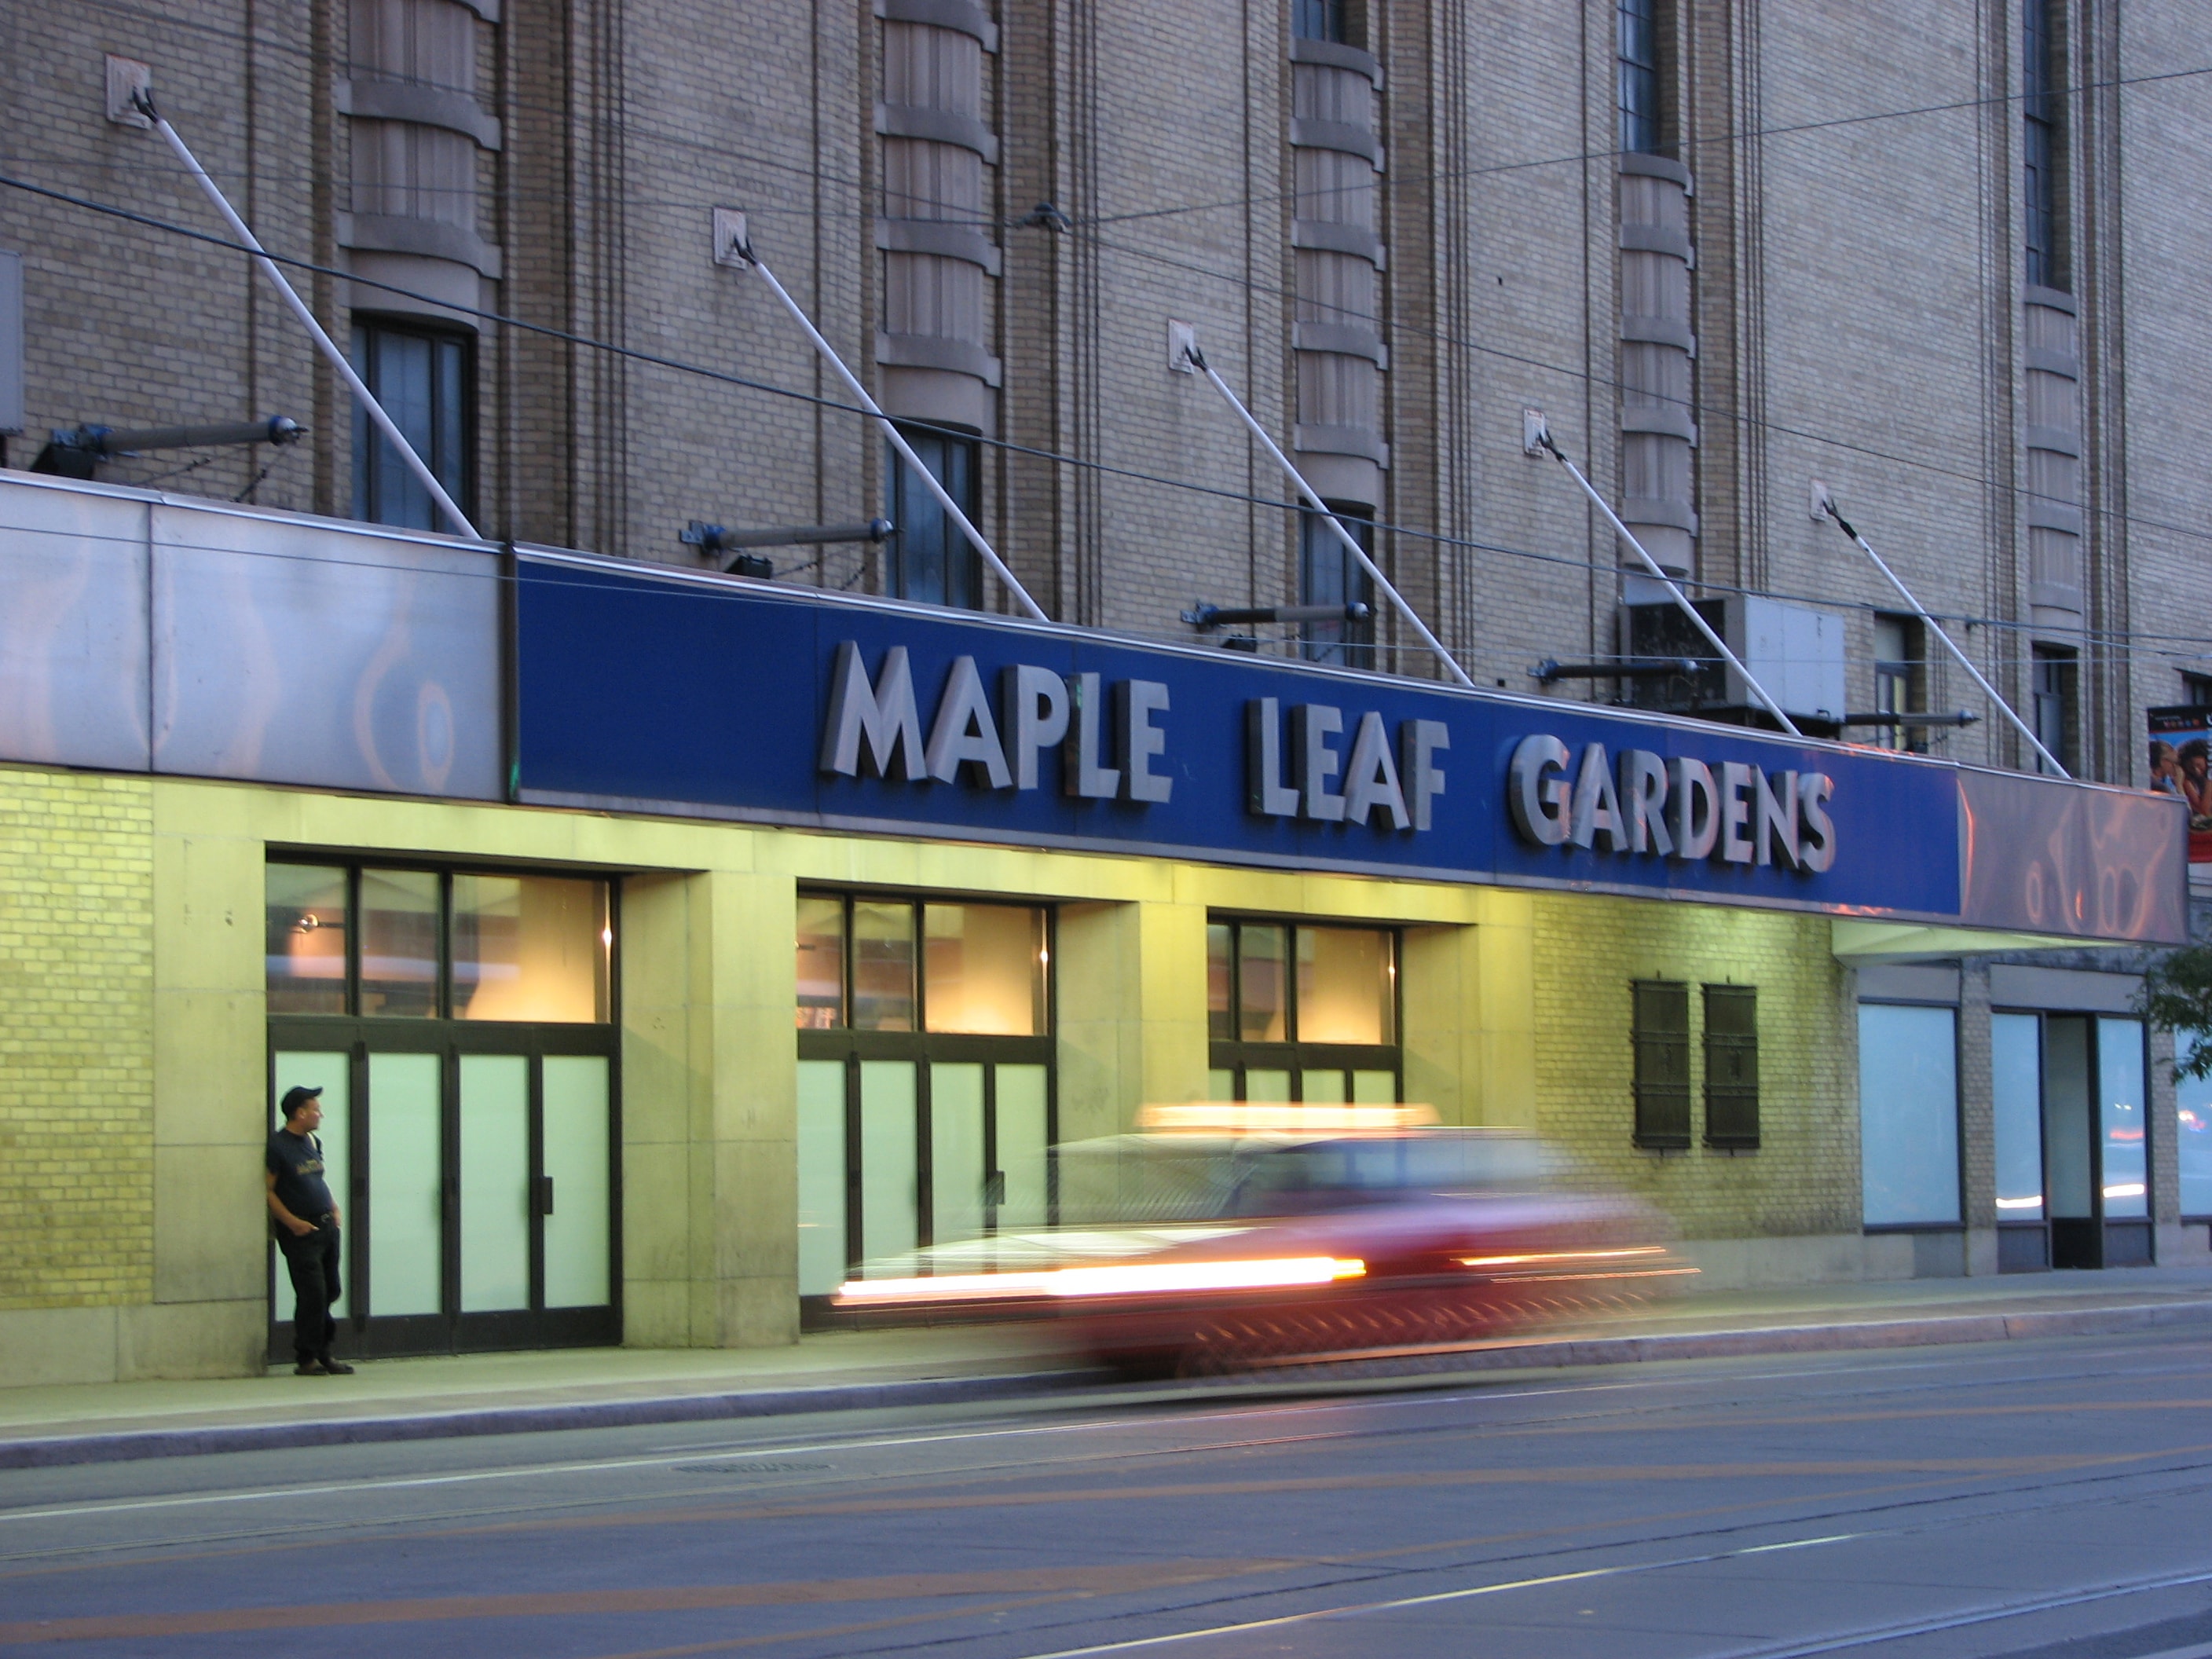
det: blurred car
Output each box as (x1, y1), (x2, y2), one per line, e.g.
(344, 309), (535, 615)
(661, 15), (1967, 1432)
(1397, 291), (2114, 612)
(833, 1104), (1688, 1377)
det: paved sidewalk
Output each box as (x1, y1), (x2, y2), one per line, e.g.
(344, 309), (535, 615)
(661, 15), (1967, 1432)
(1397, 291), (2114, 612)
(5, 1267), (2210, 1469)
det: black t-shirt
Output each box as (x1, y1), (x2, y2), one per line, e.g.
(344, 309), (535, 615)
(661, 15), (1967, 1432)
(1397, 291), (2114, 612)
(266, 1128), (335, 1224)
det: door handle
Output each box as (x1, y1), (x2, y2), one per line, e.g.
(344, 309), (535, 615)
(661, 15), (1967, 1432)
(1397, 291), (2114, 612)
(536, 1175), (555, 1217)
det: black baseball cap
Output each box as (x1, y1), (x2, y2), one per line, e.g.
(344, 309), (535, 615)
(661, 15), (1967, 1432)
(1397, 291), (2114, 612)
(280, 1085), (324, 1118)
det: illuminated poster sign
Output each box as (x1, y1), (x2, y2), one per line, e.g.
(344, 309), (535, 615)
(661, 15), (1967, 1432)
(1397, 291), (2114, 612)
(2147, 705), (2212, 863)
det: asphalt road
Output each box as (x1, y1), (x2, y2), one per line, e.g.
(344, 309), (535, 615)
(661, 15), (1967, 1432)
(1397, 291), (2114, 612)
(6, 1330), (2212, 1658)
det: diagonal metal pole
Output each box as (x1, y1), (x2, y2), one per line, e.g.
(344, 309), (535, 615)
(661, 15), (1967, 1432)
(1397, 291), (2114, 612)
(1183, 342), (1474, 688)
(136, 91), (481, 541)
(732, 239), (1046, 622)
(1535, 430), (1802, 738)
(1818, 496), (2066, 777)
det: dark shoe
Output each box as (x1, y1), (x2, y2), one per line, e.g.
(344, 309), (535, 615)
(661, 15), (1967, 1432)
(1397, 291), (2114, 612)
(317, 1357), (356, 1375)
(294, 1360), (328, 1376)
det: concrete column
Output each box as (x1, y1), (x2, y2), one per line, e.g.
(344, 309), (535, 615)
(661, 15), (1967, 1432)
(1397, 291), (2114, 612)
(621, 866), (799, 1350)
(1401, 899), (1533, 1129)
(1055, 895), (1210, 1144)
(2149, 1020), (2187, 1263)
(1958, 963), (1999, 1275)
(142, 787), (266, 1378)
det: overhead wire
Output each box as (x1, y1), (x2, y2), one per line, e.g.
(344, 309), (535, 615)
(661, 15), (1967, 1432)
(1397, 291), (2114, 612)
(57, 0), (2212, 242)
(31, 0), (2212, 558)
(8, 164), (2212, 673)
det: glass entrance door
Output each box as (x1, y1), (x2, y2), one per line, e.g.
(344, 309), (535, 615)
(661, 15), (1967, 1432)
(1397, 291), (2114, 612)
(794, 1055), (1054, 1295)
(267, 860), (620, 1355)
(1990, 1011), (2152, 1272)
(795, 895), (1055, 1307)
(269, 1034), (618, 1357)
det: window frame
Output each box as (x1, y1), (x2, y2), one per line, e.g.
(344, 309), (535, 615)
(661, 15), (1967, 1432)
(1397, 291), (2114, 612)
(1207, 915), (1402, 1102)
(795, 890), (1058, 1273)
(883, 427), (983, 611)
(350, 316), (476, 531)
(1616, 0), (1665, 157)
(266, 856), (615, 1025)
(1298, 505), (1377, 670)
(2176, 1031), (2212, 1225)
(1631, 979), (1692, 1150)
(1856, 998), (1965, 1231)
(794, 891), (1053, 1041)
(1291, 0), (1349, 44)
(1872, 612), (1929, 753)
(265, 855), (623, 1359)
(1701, 983), (1760, 1151)
(2022, 0), (2065, 291)
(2031, 644), (2078, 775)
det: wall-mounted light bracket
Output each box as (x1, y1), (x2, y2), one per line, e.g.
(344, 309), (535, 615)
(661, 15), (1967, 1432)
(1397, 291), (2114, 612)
(31, 415), (304, 479)
(1182, 601), (1372, 631)
(1530, 657), (1705, 685)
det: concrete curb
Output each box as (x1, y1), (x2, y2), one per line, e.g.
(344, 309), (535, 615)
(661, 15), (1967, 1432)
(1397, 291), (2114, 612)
(0, 1370), (1097, 1471)
(1258, 1297), (2212, 1383)
(5, 1298), (2208, 1471)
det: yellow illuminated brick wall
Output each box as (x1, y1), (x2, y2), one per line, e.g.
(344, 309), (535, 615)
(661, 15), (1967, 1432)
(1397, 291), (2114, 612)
(1531, 892), (1857, 1240)
(0, 768), (156, 1309)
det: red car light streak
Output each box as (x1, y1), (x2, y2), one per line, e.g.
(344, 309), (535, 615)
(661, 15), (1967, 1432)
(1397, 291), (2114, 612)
(835, 1256), (1366, 1308)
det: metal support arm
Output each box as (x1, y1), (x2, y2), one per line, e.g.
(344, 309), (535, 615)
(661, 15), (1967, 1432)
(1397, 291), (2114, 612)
(727, 236), (1046, 622)
(1183, 601), (1372, 630)
(1181, 340), (1476, 689)
(1532, 427), (1802, 738)
(683, 518), (894, 553)
(136, 91), (480, 541)
(1816, 494), (2065, 777)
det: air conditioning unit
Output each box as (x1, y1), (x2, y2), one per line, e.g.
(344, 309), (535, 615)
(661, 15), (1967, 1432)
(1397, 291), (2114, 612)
(1621, 594), (1846, 728)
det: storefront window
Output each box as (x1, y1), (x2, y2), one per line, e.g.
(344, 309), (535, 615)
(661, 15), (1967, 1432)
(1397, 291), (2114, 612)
(795, 890), (1057, 1293)
(924, 904), (1046, 1036)
(266, 865), (348, 1015)
(265, 858), (619, 1362)
(1298, 926), (1394, 1046)
(1858, 1003), (1960, 1225)
(2097, 1016), (2148, 1219)
(2181, 1035), (2212, 1218)
(802, 895), (1050, 1035)
(1238, 924), (1288, 1042)
(452, 873), (610, 1024)
(1992, 1012), (2045, 1219)
(851, 902), (917, 1031)
(1207, 917), (1400, 1104)
(796, 896), (846, 1029)
(361, 868), (441, 1017)
(1206, 923), (1233, 1041)
(266, 860), (613, 1023)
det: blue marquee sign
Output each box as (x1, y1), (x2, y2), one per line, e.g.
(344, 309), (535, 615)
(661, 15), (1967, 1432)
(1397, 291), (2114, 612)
(516, 555), (1965, 917)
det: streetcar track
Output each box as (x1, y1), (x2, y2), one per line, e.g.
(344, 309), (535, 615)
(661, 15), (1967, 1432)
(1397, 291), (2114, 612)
(7, 1334), (2212, 1657)
(1, 1333), (2192, 1534)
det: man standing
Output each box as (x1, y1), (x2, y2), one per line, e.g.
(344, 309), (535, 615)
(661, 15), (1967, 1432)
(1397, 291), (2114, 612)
(266, 1085), (356, 1376)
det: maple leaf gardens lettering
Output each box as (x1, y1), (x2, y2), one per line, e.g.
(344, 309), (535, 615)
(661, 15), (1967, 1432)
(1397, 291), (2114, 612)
(1507, 733), (1836, 873)
(818, 642), (1442, 834)
(819, 641), (1171, 804)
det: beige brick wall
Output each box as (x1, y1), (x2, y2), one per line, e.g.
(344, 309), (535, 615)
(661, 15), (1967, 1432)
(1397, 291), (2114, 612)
(1531, 891), (1858, 1241)
(0, 769), (156, 1310)
(9, 2), (2211, 782)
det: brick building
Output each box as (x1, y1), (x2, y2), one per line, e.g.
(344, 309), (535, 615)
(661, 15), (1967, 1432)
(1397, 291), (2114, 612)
(0, 2), (2207, 1381)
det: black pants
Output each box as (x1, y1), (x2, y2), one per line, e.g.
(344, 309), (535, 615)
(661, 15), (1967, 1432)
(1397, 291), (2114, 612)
(280, 1222), (342, 1363)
